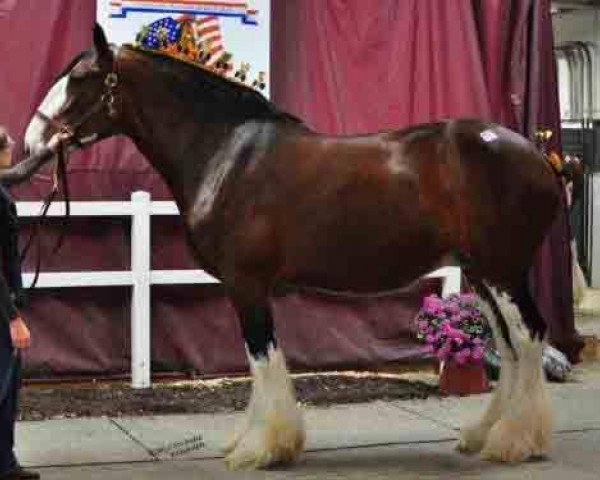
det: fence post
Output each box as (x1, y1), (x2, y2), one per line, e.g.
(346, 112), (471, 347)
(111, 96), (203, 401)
(131, 191), (152, 388)
(441, 266), (462, 298)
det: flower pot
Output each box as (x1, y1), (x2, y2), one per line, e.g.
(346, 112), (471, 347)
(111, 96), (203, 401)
(439, 361), (490, 396)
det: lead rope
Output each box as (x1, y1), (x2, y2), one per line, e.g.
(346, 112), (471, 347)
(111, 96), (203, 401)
(20, 142), (70, 290)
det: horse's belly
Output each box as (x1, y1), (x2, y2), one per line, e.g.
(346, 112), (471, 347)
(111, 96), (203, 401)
(285, 236), (445, 294)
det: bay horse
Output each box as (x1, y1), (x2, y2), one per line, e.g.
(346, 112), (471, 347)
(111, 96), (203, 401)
(24, 25), (559, 470)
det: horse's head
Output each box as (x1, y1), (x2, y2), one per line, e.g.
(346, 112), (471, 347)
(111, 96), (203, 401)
(25, 24), (120, 154)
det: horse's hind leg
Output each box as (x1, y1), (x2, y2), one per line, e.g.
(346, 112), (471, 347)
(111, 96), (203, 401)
(223, 293), (304, 470)
(458, 281), (518, 454)
(479, 280), (552, 462)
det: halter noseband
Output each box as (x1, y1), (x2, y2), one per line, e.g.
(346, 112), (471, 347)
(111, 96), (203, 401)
(35, 55), (120, 148)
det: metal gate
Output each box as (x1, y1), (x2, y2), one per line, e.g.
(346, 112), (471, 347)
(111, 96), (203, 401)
(556, 38), (599, 285)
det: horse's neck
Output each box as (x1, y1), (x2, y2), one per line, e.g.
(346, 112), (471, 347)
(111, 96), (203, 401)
(123, 89), (240, 211)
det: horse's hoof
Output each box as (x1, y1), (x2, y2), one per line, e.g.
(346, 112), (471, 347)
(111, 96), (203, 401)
(480, 418), (550, 463)
(223, 415), (305, 470)
(457, 424), (489, 454)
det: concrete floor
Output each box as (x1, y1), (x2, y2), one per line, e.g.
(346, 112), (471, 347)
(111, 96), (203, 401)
(15, 291), (600, 479)
(14, 357), (600, 479)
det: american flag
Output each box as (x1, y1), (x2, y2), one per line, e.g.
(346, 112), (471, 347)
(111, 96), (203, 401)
(138, 17), (182, 49)
(182, 14), (225, 67)
(194, 16), (224, 66)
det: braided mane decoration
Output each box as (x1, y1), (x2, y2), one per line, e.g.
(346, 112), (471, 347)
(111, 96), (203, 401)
(134, 16), (266, 93)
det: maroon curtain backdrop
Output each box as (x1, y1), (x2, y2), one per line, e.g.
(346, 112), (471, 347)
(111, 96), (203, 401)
(521, 1), (583, 360)
(272, 0), (583, 362)
(272, 0), (492, 134)
(0, 0), (581, 377)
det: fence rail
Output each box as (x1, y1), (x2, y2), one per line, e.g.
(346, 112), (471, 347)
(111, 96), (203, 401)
(16, 191), (461, 388)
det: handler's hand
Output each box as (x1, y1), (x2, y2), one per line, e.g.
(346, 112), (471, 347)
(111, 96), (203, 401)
(47, 132), (73, 153)
(9, 316), (31, 349)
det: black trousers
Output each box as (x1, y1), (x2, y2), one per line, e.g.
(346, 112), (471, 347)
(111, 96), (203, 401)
(0, 320), (19, 473)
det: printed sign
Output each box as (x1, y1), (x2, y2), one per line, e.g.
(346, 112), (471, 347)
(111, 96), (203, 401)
(97, 0), (270, 96)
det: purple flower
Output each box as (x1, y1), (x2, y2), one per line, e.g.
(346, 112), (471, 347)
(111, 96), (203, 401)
(437, 345), (452, 361)
(416, 292), (490, 361)
(451, 346), (472, 365)
(472, 346), (485, 361)
(453, 353), (466, 365)
(447, 304), (460, 314)
(460, 293), (477, 303)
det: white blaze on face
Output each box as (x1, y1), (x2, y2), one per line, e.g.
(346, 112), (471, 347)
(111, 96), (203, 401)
(24, 75), (69, 154)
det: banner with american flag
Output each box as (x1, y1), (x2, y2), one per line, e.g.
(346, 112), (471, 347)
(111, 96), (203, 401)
(97, 0), (269, 96)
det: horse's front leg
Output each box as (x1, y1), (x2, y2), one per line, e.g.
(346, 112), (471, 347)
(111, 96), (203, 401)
(223, 297), (305, 470)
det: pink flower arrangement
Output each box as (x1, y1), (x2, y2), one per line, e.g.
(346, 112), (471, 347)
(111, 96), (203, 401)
(415, 293), (492, 365)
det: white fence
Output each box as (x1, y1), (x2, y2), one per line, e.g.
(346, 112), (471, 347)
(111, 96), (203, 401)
(16, 191), (461, 388)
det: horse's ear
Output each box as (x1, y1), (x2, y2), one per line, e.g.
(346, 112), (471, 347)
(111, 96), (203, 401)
(92, 23), (111, 60)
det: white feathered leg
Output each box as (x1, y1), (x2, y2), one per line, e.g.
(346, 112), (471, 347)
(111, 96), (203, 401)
(223, 344), (305, 470)
(481, 335), (552, 462)
(459, 287), (552, 462)
(458, 291), (517, 453)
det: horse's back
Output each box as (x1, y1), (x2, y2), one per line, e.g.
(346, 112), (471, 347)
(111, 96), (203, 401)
(442, 119), (561, 285)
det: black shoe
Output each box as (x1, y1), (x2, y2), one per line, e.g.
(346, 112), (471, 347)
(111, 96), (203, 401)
(0, 467), (40, 479)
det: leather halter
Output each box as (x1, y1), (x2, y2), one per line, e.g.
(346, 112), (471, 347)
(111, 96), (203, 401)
(34, 69), (119, 147)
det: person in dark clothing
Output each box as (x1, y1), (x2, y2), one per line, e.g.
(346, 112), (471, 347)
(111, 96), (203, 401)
(0, 126), (70, 480)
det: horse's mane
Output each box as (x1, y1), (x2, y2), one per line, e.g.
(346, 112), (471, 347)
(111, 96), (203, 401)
(123, 45), (304, 126)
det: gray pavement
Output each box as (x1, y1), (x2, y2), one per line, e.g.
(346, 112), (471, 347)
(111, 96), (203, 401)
(14, 362), (600, 479)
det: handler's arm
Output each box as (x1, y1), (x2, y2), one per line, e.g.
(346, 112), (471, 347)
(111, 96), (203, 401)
(0, 132), (72, 187)
(0, 147), (55, 187)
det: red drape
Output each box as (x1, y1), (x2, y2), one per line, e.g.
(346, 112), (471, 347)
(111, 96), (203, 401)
(272, 0), (583, 362)
(272, 0), (491, 134)
(0, 0), (582, 376)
